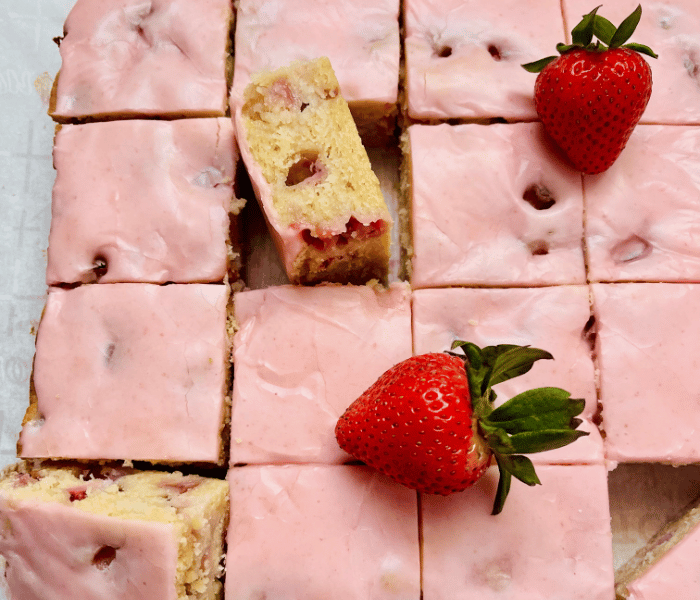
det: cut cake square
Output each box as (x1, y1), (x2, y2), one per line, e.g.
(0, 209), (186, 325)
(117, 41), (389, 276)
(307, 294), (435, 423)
(405, 122), (586, 288)
(46, 118), (242, 286)
(226, 464), (420, 600)
(593, 283), (700, 463)
(230, 283), (412, 465)
(49, 0), (233, 122)
(563, 0), (700, 125)
(235, 57), (393, 285)
(18, 284), (230, 465)
(422, 464), (614, 600)
(412, 286), (604, 465)
(232, 0), (400, 145)
(585, 125), (700, 282)
(0, 463), (228, 600)
(404, 0), (565, 121)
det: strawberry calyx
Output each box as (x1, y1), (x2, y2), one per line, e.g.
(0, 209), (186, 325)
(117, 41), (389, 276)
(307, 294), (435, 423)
(449, 341), (589, 515)
(522, 4), (657, 74)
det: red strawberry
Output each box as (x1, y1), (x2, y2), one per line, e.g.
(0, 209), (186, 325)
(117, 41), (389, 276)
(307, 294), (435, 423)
(336, 342), (589, 514)
(523, 5), (657, 175)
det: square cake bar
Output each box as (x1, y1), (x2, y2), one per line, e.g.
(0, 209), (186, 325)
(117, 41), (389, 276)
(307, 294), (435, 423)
(49, 0), (233, 121)
(231, 283), (412, 465)
(47, 118), (241, 286)
(19, 283), (230, 465)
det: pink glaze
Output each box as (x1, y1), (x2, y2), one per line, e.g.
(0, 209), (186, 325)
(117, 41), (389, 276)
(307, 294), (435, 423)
(226, 465), (420, 600)
(231, 0), (399, 106)
(20, 284), (228, 463)
(422, 464), (614, 600)
(593, 283), (700, 463)
(0, 500), (178, 600)
(408, 123), (586, 288)
(412, 286), (604, 465)
(46, 119), (236, 285)
(234, 109), (392, 281)
(52, 0), (231, 119)
(564, 0), (700, 124)
(404, 0), (564, 120)
(230, 283), (412, 465)
(585, 126), (700, 282)
(626, 522), (700, 600)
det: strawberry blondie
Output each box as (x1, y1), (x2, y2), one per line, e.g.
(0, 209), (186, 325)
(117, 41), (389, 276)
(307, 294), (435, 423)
(405, 122), (586, 288)
(0, 463), (228, 600)
(422, 464), (614, 599)
(49, 0), (233, 122)
(585, 126), (700, 282)
(230, 283), (412, 465)
(404, 0), (565, 121)
(593, 283), (700, 463)
(235, 58), (392, 285)
(232, 0), (400, 145)
(226, 465), (420, 600)
(46, 118), (241, 286)
(19, 284), (230, 465)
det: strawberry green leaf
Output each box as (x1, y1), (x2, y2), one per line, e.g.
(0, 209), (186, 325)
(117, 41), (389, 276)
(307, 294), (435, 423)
(592, 14), (616, 45)
(610, 4), (642, 49)
(521, 55), (558, 73)
(492, 456), (512, 515)
(623, 42), (658, 59)
(498, 454), (541, 486)
(508, 429), (590, 454)
(479, 421), (514, 455)
(486, 346), (553, 389)
(487, 387), (585, 424)
(571, 5), (601, 46)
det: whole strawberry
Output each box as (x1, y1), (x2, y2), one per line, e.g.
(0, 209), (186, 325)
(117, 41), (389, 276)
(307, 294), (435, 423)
(523, 5), (657, 174)
(336, 342), (588, 514)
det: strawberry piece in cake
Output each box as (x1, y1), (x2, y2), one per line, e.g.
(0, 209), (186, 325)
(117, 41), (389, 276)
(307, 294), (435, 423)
(615, 495), (700, 600)
(593, 283), (700, 463)
(232, 0), (400, 146)
(563, 0), (700, 124)
(412, 286), (604, 465)
(585, 126), (700, 282)
(405, 123), (586, 288)
(47, 118), (242, 286)
(0, 463), (228, 600)
(226, 465), (420, 600)
(18, 284), (230, 464)
(235, 58), (393, 285)
(422, 464), (614, 599)
(230, 283), (412, 465)
(49, 0), (233, 122)
(404, 0), (565, 121)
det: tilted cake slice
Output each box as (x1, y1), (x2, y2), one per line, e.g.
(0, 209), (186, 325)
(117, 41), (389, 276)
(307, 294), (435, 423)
(0, 463), (229, 600)
(615, 494), (700, 599)
(235, 57), (392, 285)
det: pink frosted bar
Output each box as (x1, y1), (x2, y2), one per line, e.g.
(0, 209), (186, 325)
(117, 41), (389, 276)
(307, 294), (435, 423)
(50, 0), (232, 121)
(230, 283), (412, 465)
(226, 465), (420, 600)
(404, 0), (564, 120)
(422, 464), (614, 600)
(584, 126), (700, 282)
(47, 119), (237, 285)
(407, 123), (586, 288)
(594, 283), (700, 464)
(412, 286), (604, 465)
(564, 0), (700, 124)
(232, 0), (399, 107)
(19, 283), (229, 464)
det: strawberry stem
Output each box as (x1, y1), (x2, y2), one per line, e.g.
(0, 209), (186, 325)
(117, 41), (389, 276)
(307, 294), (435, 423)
(521, 3), (657, 73)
